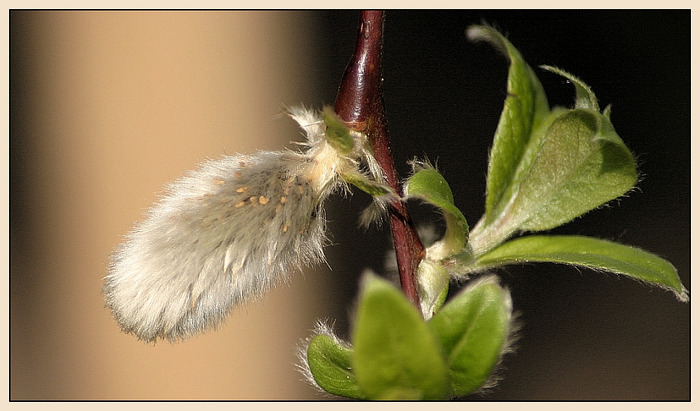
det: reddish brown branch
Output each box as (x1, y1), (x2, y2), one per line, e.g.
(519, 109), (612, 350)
(334, 10), (425, 308)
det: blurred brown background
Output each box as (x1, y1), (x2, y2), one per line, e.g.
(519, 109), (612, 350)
(10, 11), (689, 400)
(10, 11), (337, 400)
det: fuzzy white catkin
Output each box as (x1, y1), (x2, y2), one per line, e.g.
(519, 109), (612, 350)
(104, 107), (363, 342)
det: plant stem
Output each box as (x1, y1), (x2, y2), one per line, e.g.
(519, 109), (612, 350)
(334, 10), (424, 308)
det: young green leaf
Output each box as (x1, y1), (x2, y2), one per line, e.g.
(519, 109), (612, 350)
(470, 88), (637, 255)
(512, 109), (637, 233)
(342, 171), (393, 197)
(353, 273), (450, 400)
(466, 25), (550, 227)
(541, 65), (599, 112)
(415, 259), (450, 319)
(322, 105), (356, 155)
(428, 276), (513, 397)
(307, 333), (365, 399)
(405, 166), (469, 259)
(473, 235), (687, 302)
(467, 27), (639, 257)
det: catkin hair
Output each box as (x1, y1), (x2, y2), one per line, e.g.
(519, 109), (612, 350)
(103, 108), (353, 342)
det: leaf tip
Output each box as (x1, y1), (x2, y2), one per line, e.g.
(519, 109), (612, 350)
(674, 284), (689, 303)
(540, 65), (600, 112)
(466, 24), (509, 56)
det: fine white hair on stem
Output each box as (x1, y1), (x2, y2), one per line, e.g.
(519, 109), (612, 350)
(103, 107), (370, 342)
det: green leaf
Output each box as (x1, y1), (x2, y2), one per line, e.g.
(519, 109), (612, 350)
(467, 28), (638, 257)
(428, 276), (513, 397)
(466, 25), (550, 227)
(514, 109), (637, 232)
(342, 171), (393, 197)
(322, 106), (355, 155)
(307, 333), (365, 399)
(405, 167), (469, 258)
(473, 235), (688, 302)
(541, 65), (599, 111)
(415, 259), (450, 319)
(470, 103), (637, 255)
(353, 273), (450, 400)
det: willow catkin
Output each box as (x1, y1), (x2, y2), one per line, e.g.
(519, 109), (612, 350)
(103, 107), (369, 342)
